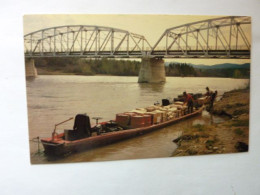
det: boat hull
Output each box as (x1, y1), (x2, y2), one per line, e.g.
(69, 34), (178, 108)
(41, 107), (203, 156)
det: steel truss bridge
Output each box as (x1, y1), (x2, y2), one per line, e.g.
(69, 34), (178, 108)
(24, 16), (251, 59)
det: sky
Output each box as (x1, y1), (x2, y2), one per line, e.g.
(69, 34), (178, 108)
(23, 14), (251, 65)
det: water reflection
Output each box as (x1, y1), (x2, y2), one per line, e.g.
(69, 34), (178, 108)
(138, 82), (165, 93)
(26, 76), (36, 82)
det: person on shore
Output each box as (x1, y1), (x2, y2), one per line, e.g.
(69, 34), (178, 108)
(183, 91), (194, 113)
(209, 90), (218, 112)
(205, 87), (213, 103)
(205, 86), (213, 96)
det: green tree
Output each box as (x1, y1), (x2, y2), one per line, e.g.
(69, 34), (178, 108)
(233, 69), (243, 78)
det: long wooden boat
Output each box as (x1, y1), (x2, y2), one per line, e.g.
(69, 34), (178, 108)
(41, 106), (204, 156)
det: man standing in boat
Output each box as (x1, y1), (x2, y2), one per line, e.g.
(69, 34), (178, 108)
(183, 92), (194, 113)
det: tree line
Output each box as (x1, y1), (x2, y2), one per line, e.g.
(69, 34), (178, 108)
(34, 58), (250, 78)
(166, 62), (250, 78)
(34, 58), (141, 76)
(166, 63), (198, 77)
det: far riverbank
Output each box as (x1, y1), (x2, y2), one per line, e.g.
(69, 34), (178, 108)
(34, 56), (250, 78)
(36, 67), (250, 79)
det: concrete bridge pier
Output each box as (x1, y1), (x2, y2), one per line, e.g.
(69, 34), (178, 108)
(25, 58), (37, 77)
(138, 57), (166, 83)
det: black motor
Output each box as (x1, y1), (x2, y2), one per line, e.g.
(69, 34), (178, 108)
(162, 99), (170, 106)
(73, 114), (91, 137)
(65, 114), (91, 141)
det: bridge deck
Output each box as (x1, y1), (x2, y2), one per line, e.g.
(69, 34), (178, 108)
(24, 50), (250, 59)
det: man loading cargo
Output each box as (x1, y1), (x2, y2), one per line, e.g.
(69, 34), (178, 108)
(183, 92), (194, 113)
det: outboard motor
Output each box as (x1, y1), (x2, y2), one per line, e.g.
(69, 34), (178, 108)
(65, 114), (91, 141)
(162, 99), (170, 106)
(73, 114), (91, 137)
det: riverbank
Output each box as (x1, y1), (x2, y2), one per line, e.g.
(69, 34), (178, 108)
(172, 87), (250, 156)
(37, 67), (75, 75)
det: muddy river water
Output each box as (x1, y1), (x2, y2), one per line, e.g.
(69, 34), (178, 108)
(26, 75), (248, 163)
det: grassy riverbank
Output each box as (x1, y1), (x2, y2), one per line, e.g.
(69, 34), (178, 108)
(172, 86), (250, 157)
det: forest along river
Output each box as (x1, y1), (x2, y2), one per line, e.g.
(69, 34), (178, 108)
(27, 75), (249, 163)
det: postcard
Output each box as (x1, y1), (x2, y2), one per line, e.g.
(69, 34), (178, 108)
(24, 14), (251, 164)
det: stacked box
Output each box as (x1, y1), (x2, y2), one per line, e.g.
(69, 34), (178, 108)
(145, 112), (154, 124)
(180, 105), (188, 115)
(130, 109), (147, 115)
(154, 112), (162, 123)
(157, 110), (167, 122)
(130, 115), (146, 128)
(116, 114), (130, 127)
(146, 112), (161, 124)
(136, 108), (147, 112)
(162, 116), (167, 122)
(163, 105), (171, 110)
(146, 105), (161, 111)
(146, 106), (156, 112)
(170, 104), (183, 110)
(153, 110), (164, 123)
(181, 109), (184, 116)
(124, 112), (137, 117)
(165, 107), (177, 119)
(143, 115), (152, 126)
(116, 97), (196, 128)
(177, 110), (182, 117)
(174, 101), (183, 105)
(169, 107), (178, 112)
(167, 112), (177, 120)
(158, 107), (168, 112)
(154, 105), (161, 109)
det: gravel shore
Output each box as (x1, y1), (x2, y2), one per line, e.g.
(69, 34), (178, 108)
(172, 87), (250, 157)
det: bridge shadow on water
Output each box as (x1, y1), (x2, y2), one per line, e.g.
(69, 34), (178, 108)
(138, 82), (165, 93)
(26, 76), (36, 82)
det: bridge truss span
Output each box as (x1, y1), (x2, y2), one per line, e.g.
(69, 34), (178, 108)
(24, 25), (152, 58)
(151, 16), (251, 59)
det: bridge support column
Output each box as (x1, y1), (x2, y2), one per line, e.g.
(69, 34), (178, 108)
(138, 58), (166, 83)
(25, 59), (37, 77)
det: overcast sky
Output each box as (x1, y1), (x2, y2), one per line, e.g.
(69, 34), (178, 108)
(23, 14), (251, 65)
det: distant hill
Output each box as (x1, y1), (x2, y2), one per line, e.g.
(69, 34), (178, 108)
(191, 63), (250, 69)
(165, 62), (250, 69)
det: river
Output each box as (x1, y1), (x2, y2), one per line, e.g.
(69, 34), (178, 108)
(26, 75), (249, 164)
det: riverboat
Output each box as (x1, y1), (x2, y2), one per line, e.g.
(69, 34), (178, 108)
(41, 97), (206, 156)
